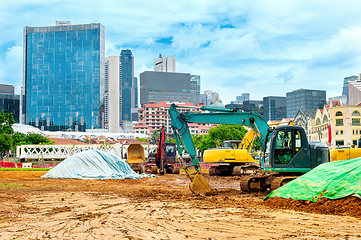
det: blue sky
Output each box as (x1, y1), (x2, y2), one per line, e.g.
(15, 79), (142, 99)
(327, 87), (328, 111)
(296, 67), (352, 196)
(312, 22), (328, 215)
(1, 1), (361, 104)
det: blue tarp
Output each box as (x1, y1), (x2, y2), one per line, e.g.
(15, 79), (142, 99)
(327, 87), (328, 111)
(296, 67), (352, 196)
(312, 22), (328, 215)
(41, 150), (156, 180)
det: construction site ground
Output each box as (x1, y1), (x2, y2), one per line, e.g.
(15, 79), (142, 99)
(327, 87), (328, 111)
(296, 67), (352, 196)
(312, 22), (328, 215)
(0, 171), (360, 240)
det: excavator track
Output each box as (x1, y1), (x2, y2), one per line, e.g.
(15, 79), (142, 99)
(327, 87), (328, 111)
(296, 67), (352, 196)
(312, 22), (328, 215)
(270, 176), (298, 191)
(144, 165), (158, 174)
(240, 172), (278, 192)
(233, 165), (259, 176)
(240, 175), (252, 192)
(165, 165), (180, 174)
(208, 165), (233, 176)
(209, 166), (216, 176)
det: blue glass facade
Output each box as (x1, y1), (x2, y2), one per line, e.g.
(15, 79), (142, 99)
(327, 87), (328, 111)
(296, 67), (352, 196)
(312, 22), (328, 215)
(120, 50), (134, 122)
(22, 23), (105, 131)
(0, 94), (20, 123)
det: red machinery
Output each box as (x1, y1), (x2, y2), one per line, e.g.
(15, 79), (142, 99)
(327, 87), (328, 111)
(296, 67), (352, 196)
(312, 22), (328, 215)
(145, 126), (180, 174)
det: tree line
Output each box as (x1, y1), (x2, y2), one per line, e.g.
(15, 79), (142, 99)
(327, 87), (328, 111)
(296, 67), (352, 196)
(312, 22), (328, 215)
(137, 124), (261, 153)
(0, 112), (53, 159)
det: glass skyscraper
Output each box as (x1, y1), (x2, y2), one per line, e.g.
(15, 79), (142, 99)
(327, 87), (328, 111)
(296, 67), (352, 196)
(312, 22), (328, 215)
(22, 22), (105, 131)
(263, 96), (286, 121)
(120, 50), (135, 123)
(286, 89), (326, 118)
(190, 75), (201, 105)
(139, 71), (195, 105)
(0, 84), (20, 123)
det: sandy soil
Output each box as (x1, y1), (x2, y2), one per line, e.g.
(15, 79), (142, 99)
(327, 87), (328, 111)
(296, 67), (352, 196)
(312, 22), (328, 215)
(0, 171), (360, 240)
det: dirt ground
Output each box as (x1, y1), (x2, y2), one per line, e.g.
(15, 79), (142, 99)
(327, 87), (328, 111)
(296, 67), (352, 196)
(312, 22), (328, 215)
(0, 171), (360, 240)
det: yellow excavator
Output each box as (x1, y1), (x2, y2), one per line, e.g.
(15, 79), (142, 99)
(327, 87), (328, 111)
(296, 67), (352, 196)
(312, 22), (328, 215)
(203, 120), (295, 176)
(203, 129), (259, 176)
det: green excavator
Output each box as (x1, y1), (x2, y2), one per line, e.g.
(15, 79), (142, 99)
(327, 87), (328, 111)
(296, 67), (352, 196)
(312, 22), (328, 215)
(169, 103), (329, 195)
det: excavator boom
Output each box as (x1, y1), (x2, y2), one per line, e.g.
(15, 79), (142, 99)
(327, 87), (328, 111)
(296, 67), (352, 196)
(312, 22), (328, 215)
(168, 103), (269, 194)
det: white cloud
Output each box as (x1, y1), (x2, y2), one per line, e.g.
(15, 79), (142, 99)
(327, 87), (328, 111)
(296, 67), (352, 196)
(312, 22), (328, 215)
(144, 37), (155, 46)
(2, 1), (361, 104)
(310, 27), (361, 69)
(105, 39), (121, 56)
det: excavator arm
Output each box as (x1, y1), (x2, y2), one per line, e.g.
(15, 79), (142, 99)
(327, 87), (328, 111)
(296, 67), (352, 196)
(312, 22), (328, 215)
(239, 129), (260, 153)
(168, 103), (270, 195)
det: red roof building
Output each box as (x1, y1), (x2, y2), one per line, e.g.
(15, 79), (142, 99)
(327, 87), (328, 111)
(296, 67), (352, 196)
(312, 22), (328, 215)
(133, 101), (215, 135)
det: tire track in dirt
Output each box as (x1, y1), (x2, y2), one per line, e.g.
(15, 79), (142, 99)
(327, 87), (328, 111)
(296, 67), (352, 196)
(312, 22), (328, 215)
(0, 172), (360, 239)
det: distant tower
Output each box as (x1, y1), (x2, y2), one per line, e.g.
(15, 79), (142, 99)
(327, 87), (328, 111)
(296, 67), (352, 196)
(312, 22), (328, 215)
(342, 75), (359, 105)
(210, 92), (221, 104)
(120, 49), (135, 124)
(134, 77), (139, 108)
(204, 90), (212, 106)
(154, 54), (176, 72)
(190, 75), (201, 104)
(236, 93), (250, 104)
(104, 56), (120, 133)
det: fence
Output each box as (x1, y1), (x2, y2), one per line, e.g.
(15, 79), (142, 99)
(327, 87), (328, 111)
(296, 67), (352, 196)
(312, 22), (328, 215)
(16, 144), (157, 163)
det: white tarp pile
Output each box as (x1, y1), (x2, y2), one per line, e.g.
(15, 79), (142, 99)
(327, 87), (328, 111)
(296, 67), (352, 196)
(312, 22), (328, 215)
(42, 150), (155, 180)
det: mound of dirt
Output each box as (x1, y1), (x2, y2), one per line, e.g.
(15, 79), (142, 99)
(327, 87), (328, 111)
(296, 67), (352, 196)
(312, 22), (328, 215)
(263, 196), (361, 218)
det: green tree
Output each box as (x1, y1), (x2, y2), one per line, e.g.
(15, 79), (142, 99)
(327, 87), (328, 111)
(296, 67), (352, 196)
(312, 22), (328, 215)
(25, 133), (53, 145)
(197, 125), (248, 152)
(0, 112), (15, 135)
(136, 137), (148, 143)
(149, 128), (161, 144)
(166, 137), (176, 143)
(12, 132), (53, 146)
(12, 132), (27, 146)
(0, 112), (15, 158)
(191, 134), (204, 150)
(0, 133), (13, 158)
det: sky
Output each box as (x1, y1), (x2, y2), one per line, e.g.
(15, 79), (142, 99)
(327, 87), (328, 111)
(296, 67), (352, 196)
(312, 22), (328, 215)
(1, 0), (361, 104)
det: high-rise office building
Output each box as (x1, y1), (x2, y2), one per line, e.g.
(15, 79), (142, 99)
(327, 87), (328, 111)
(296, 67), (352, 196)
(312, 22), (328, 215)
(203, 90), (213, 106)
(263, 96), (286, 121)
(0, 84), (20, 123)
(190, 75), (201, 105)
(348, 80), (361, 106)
(236, 93), (250, 104)
(104, 56), (120, 133)
(134, 76), (139, 108)
(154, 54), (176, 72)
(120, 50), (135, 124)
(140, 71), (197, 105)
(342, 75), (359, 105)
(286, 89), (326, 118)
(22, 22), (105, 131)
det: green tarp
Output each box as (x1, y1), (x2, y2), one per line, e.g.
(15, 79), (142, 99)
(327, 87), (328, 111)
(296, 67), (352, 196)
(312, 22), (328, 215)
(265, 157), (361, 202)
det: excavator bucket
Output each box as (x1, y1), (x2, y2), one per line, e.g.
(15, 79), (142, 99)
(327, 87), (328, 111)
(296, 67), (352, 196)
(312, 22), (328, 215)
(189, 172), (217, 195)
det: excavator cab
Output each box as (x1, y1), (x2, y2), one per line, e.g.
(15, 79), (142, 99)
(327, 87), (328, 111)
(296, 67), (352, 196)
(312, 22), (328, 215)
(223, 140), (242, 149)
(263, 125), (328, 171)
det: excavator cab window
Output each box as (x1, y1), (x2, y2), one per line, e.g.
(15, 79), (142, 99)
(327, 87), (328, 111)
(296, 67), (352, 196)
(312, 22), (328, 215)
(223, 142), (230, 148)
(166, 145), (175, 156)
(274, 130), (293, 164)
(223, 141), (241, 149)
(263, 132), (273, 167)
(231, 142), (239, 149)
(295, 130), (302, 153)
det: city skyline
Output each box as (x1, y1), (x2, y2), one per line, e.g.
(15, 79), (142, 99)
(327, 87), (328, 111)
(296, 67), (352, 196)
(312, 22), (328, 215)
(1, 1), (361, 104)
